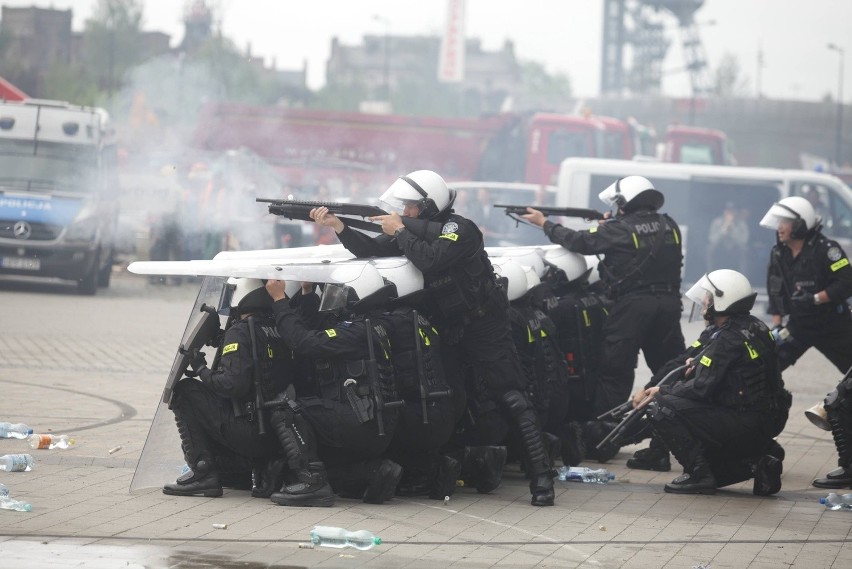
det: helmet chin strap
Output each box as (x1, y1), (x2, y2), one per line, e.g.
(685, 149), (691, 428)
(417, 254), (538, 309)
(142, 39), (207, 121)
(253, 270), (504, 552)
(400, 175), (438, 219)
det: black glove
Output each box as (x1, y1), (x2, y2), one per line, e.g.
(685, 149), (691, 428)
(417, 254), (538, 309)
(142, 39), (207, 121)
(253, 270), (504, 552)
(790, 289), (815, 309)
(183, 348), (208, 378)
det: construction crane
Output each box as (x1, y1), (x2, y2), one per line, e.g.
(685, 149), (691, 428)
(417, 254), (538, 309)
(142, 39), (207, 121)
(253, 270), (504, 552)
(601, 0), (712, 97)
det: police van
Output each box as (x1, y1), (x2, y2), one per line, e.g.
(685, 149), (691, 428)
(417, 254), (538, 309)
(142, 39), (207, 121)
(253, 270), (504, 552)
(555, 158), (852, 287)
(0, 99), (119, 294)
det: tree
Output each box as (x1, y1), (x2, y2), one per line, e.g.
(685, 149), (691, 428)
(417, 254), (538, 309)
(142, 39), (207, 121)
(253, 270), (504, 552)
(83, 0), (146, 98)
(713, 52), (751, 98)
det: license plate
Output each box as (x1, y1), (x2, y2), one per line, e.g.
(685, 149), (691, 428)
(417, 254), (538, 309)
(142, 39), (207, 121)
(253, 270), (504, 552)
(1, 256), (40, 270)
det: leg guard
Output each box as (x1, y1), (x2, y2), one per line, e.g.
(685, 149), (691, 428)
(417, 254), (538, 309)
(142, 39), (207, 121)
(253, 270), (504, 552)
(813, 393), (852, 488)
(501, 390), (554, 506)
(268, 407), (334, 506)
(163, 398), (222, 497)
(649, 402), (716, 495)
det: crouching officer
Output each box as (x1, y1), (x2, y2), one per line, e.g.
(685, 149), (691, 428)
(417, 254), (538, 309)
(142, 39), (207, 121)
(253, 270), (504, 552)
(635, 270), (791, 495)
(163, 278), (293, 497)
(266, 266), (404, 504)
(813, 367), (852, 489)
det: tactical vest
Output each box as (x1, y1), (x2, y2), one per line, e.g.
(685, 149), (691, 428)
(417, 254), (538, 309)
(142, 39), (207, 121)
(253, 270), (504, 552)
(235, 316), (293, 420)
(311, 320), (396, 405)
(600, 212), (682, 296)
(423, 215), (499, 325)
(549, 291), (608, 384)
(377, 308), (449, 401)
(713, 315), (787, 411)
(509, 302), (568, 415)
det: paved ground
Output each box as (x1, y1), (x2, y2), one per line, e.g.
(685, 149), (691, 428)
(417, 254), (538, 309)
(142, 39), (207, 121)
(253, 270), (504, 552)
(0, 271), (850, 569)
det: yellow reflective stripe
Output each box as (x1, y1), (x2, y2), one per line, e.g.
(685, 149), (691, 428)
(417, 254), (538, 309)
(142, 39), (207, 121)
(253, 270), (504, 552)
(527, 326), (535, 343)
(632, 233), (639, 248)
(222, 343), (238, 355)
(691, 340), (702, 348)
(419, 328), (431, 347)
(267, 346), (273, 358)
(439, 233), (459, 241)
(589, 226), (598, 234)
(540, 329), (548, 338)
(324, 329), (337, 338)
(700, 355), (712, 367)
(583, 309), (590, 327)
(672, 226), (681, 245)
(603, 307), (609, 316)
(744, 341), (759, 360)
(831, 258), (849, 272)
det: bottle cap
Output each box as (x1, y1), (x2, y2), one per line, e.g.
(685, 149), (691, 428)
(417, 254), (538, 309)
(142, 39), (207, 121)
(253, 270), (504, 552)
(373, 537), (382, 545)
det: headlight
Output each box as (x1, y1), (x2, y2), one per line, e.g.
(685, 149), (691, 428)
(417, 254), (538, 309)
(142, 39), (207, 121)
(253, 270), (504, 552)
(64, 217), (100, 242)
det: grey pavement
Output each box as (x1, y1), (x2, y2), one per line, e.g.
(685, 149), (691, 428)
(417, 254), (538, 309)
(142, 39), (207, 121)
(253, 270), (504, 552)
(0, 270), (850, 568)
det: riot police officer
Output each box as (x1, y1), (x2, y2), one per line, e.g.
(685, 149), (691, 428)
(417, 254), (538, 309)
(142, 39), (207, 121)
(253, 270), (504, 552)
(309, 170), (555, 506)
(635, 270), (791, 495)
(163, 278), (296, 498)
(813, 367), (852, 489)
(523, 176), (685, 458)
(761, 196), (852, 372)
(266, 265), (404, 504)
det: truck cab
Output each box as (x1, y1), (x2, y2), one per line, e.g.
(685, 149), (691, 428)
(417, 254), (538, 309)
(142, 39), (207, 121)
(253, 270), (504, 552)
(663, 125), (733, 166)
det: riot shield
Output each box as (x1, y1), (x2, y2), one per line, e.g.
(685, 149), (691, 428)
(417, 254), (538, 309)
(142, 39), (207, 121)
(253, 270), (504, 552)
(130, 276), (226, 492)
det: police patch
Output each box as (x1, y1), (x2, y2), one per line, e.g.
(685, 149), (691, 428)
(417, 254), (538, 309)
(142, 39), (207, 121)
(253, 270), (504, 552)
(441, 222), (459, 234)
(828, 246), (842, 261)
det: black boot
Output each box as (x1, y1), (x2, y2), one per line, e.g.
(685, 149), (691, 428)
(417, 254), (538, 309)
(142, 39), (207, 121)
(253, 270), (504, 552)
(530, 473), (555, 507)
(252, 457), (288, 499)
(813, 466), (852, 489)
(163, 459), (223, 497)
(582, 420), (620, 462)
(627, 438), (671, 472)
(271, 461), (335, 507)
(429, 455), (462, 500)
(463, 446), (507, 493)
(363, 458), (403, 504)
(753, 454), (783, 496)
(502, 391), (555, 506)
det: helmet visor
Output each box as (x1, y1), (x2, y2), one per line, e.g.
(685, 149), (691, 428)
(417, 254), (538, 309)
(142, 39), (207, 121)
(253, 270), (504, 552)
(319, 283), (350, 312)
(759, 205), (795, 231)
(684, 277), (712, 322)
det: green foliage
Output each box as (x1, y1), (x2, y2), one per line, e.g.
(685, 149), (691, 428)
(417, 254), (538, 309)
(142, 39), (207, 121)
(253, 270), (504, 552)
(713, 52), (751, 98)
(82, 0), (146, 94)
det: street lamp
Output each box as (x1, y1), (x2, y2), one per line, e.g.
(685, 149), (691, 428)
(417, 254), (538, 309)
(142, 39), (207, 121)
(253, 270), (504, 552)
(828, 43), (845, 167)
(373, 15), (391, 102)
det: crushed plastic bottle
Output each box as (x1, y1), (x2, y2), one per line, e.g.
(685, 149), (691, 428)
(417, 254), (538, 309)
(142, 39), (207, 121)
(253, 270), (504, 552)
(557, 466), (615, 484)
(0, 422), (32, 439)
(820, 492), (852, 511)
(28, 434), (75, 450)
(0, 454), (36, 472)
(0, 482), (31, 512)
(309, 526), (382, 550)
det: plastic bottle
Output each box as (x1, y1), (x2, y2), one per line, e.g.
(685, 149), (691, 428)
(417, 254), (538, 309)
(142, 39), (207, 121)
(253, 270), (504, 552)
(28, 434), (75, 450)
(0, 482), (8, 497)
(309, 526), (382, 550)
(0, 422), (33, 439)
(0, 482), (32, 512)
(557, 466), (615, 484)
(0, 454), (36, 472)
(819, 493), (852, 511)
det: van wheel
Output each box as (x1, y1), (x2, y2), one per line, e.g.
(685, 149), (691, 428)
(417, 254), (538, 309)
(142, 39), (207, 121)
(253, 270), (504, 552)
(97, 250), (113, 288)
(78, 251), (99, 295)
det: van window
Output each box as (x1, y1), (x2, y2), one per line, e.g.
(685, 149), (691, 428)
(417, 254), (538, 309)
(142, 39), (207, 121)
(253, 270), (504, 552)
(548, 131), (592, 164)
(791, 182), (852, 241)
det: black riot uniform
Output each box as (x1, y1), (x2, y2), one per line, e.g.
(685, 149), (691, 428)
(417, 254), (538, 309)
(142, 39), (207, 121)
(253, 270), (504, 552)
(163, 312), (291, 497)
(378, 306), (459, 499)
(271, 295), (404, 504)
(336, 209), (556, 506)
(813, 368), (852, 489)
(542, 208), (686, 419)
(767, 231), (852, 372)
(648, 313), (791, 495)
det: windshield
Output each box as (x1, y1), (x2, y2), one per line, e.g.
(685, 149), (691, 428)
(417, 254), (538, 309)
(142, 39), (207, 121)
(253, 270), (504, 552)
(547, 130), (593, 164)
(0, 140), (99, 192)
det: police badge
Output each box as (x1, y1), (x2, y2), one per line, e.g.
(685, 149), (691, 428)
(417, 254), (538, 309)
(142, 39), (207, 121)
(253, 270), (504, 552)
(442, 222), (459, 234)
(828, 247), (842, 262)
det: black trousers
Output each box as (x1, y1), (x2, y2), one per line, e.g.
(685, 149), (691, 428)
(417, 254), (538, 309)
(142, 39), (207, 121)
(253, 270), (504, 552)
(172, 380), (281, 465)
(780, 313), (852, 373)
(594, 292), (685, 415)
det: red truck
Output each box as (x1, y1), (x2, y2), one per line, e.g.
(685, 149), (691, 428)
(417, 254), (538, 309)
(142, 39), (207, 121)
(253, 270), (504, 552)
(190, 103), (731, 189)
(192, 103), (651, 187)
(661, 125), (733, 165)
(0, 75), (27, 101)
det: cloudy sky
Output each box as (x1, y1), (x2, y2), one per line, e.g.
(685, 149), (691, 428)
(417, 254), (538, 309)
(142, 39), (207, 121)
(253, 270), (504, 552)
(3, 0), (849, 101)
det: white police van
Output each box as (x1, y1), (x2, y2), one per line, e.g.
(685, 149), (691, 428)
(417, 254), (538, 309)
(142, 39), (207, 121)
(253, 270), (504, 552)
(555, 158), (852, 288)
(0, 99), (119, 294)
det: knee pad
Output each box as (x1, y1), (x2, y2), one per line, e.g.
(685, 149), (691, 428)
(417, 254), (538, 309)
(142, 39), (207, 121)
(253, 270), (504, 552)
(501, 390), (529, 417)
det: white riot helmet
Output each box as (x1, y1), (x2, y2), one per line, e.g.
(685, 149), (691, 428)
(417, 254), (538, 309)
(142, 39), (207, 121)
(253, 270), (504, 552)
(543, 248), (588, 283)
(685, 269), (756, 319)
(507, 249), (546, 279)
(522, 264), (541, 290)
(598, 175), (664, 212)
(379, 170), (452, 219)
(492, 258), (528, 302)
(319, 264), (388, 312)
(226, 277), (272, 313)
(759, 196), (817, 239)
(373, 260), (424, 298)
